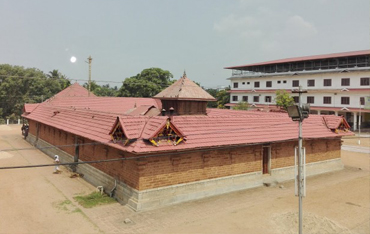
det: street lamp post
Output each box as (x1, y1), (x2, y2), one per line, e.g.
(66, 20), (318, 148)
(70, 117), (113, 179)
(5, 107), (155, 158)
(287, 86), (309, 234)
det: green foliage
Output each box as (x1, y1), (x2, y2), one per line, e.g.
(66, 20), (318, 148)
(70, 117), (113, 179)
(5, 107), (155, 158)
(216, 88), (230, 109)
(117, 68), (174, 97)
(205, 88), (218, 108)
(233, 101), (249, 110)
(83, 81), (118, 97)
(74, 192), (116, 208)
(0, 65), (70, 120)
(275, 90), (294, 110)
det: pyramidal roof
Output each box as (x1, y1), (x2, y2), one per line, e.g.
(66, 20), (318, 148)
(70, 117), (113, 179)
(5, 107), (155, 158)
(154, 72), (216, 101)
(54, 82), (95, 98)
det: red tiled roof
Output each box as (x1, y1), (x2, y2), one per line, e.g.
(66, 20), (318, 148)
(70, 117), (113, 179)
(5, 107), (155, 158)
(125, 105), (156, 116)
(225, 50), (370, 69)
(24, 103), (353, 154)
(23, 84), (353, 155)
(109, 116), (149, 139)
(154, 73), (216, 101)
(23, 103), (40, 114)
(44, 96), (162, 115)
(52, 83), (95, 98)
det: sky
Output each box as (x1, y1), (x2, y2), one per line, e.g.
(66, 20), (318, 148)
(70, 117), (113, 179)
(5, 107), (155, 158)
(0, 0), (369, 88)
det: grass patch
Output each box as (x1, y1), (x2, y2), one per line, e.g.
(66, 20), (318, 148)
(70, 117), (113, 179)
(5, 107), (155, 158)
(53, 199), (73, 211)
(74, 192), (116, 208)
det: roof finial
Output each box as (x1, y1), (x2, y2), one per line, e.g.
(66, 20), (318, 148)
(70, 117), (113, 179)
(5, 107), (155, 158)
(183, 70), (187, 77)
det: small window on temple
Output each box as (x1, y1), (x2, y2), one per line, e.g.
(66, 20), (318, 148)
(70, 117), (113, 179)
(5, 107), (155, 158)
(233, 82), (239, 88)
(149, 120), (184, 147)
(111, 125), (126, 143)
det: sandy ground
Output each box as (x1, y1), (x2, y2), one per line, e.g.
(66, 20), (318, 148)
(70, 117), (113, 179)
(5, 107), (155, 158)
(0, 124), (369, 234)
(342, 136), (370, 148)
(0, 125), (101, 234)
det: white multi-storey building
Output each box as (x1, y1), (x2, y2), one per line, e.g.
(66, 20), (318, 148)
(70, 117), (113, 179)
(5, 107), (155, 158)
(225, 50), (370, 130)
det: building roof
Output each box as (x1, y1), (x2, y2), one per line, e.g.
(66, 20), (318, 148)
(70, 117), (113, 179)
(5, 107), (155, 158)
(23, 83), (353, 155)
(154, 72), (216, 101)
(225, 50), (370, 70)
(227, 88), (370, 94)
(52, 82), (95, 98)
(23, 103), (40, 114)
(43, 96), (162, 115)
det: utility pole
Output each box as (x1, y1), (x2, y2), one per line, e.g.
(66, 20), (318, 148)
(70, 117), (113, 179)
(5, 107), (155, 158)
(87, 56), (92, 97)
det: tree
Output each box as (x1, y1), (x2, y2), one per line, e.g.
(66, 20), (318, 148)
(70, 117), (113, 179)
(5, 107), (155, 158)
(116, 68), (174, 97)
(216, 88), (230, 109)
(0, 65), (70, 120)
(233, 101), (249, 110)
(83, 81), (118, 97)
(205, 88), (218, 108)
(275, 90), (294, 110)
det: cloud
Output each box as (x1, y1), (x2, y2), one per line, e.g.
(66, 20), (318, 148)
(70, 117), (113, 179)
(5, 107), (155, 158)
(213, 14), (255, 33)
(284, 15), (318, 37)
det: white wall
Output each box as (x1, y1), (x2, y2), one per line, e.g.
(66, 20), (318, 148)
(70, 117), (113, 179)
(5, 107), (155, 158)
(229, 70), (370, 108)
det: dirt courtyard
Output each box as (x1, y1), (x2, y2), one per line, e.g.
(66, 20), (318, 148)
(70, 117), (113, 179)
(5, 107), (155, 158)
(0, 124), (369, 234)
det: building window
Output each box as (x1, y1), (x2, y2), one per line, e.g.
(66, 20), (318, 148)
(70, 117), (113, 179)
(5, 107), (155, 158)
(266, 81), (272, 87)
(341, 78), (350, 86)
(247, 82), (250, 85)
(233, 82), (238, 88)
(232, 96), (238, 102)
(307, 80), (315, 87)
(293, 96), (299, 103)
(283, 80), (287, 84)
(254, 81), (260, 88)
(292, 80), (299, 87)
(242, 96), (248, 102)
(265, 96), (271, 103)
(360, 97), (365, 105)
(242, 82), (245, 85)
(323, 79), (332, 87)
(277, 81), (281, 84)
(341, 97), (350, 105)
(307, 96), (315, 104)
(360, 77), (370, 86)
(253, 96), (259, 102)
(323, 96), (331, 104)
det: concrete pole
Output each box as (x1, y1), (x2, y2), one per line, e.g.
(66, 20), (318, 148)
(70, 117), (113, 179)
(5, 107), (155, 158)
(18, 119), (20, 125)
(298, 86), (303, 234)
(353, 112), (357, 131)
(6, 119), (9, 125)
